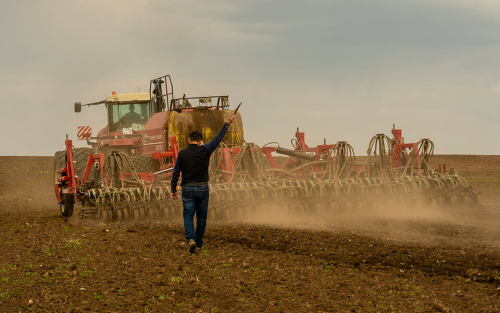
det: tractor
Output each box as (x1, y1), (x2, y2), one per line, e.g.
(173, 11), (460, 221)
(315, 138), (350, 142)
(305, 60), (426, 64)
(54, 75), (244, 217)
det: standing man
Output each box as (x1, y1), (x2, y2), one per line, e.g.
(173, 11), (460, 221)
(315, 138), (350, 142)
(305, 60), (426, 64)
(171, 114), (236, 253)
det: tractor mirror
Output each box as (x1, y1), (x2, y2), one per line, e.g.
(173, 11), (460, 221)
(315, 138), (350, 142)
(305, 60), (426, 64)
(74, 102), (81, 113)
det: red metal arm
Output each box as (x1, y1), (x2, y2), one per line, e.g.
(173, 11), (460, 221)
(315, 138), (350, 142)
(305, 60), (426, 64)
(152, 136), (179, 169)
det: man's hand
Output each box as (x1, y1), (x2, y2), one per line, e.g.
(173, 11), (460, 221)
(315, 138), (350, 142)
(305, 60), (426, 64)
(171, 192), (177, 200)
(226, 114), (236, 125)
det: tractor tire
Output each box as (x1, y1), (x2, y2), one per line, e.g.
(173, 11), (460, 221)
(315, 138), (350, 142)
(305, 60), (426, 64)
(54, 150), (66, 185)
(54, 148), (94, 218)
(54, 148), (95, 182)
(73, 147), (95, 181)
(130, 155), (159, 173)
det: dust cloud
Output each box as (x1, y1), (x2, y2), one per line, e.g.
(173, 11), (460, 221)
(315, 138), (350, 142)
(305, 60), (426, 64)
(62, 193), (500, 248)
(3, 155), (498, 248)
(221, 195), (500, 247)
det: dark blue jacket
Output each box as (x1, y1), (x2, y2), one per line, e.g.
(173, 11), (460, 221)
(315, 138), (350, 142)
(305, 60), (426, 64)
(171, 123), (229, 193)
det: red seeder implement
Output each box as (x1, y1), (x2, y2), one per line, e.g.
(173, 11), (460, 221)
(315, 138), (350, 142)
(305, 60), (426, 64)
(55, 125), (477, 221)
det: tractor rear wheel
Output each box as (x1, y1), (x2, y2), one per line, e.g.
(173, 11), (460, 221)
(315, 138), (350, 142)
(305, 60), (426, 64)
(53, 148), (95, 182)
(131, 155), (159, 173)
(73, 147), (95, 180)
(54, 148), (94, 218)
(54, 150), (66, 185)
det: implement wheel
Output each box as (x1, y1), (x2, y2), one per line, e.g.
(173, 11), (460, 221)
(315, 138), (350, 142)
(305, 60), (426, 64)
(60, 194), (74, 217)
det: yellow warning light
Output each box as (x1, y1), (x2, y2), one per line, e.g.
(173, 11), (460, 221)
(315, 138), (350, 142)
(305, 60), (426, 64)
(112, 91), (116, 95)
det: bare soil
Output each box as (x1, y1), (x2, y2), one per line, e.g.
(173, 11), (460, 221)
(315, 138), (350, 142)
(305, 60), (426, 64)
(1, 155), (500, 312)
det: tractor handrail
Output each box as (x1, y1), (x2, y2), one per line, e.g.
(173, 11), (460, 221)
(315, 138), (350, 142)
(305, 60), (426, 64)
(170, 95), (230, 110)
(150, 75), (173, 112)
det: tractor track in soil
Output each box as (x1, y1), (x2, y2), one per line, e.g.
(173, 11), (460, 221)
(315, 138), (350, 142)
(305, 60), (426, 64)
(0, 155), (500, 312)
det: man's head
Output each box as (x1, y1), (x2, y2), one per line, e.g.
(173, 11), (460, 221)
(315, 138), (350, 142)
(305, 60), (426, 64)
(188, 130), (203, 145)
(129, 104), (135, 112)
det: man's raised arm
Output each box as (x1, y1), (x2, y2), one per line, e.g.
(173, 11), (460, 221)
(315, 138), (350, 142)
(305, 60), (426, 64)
(203, 114), (236, 154)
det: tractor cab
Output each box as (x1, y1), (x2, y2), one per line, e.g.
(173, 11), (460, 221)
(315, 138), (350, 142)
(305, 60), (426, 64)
(75, 91), (165, 154)
(108, 75), (173, 134)
(106, 93), (153, 133)
(73, 76), (175, 155)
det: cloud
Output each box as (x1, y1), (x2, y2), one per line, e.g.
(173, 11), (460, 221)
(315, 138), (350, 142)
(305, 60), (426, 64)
(0, 0), (499, 155)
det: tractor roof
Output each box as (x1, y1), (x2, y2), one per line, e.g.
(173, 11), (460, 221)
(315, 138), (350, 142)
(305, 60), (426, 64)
(105, 93), (151, 103)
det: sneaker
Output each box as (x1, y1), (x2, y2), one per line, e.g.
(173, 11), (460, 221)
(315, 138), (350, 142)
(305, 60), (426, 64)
(188, 239), (197, 254)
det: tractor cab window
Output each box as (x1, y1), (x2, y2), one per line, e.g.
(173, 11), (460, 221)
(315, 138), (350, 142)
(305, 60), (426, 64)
(110, 102), (151, 132)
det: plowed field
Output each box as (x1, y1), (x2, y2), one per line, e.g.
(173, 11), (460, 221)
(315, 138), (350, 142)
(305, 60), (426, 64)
(1, 155), (500, 312)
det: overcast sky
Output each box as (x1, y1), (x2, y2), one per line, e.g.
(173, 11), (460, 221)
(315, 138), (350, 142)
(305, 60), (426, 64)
(1, 0), (499, 156)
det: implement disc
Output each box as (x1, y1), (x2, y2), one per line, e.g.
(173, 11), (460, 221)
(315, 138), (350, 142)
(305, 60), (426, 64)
(116, 209), (123, 221)
(149, 207), (157, 219)
(100, 209), (109, 223)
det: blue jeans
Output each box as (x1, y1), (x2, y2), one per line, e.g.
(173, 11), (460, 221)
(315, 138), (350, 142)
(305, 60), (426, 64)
(181, 184), (210, 248)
